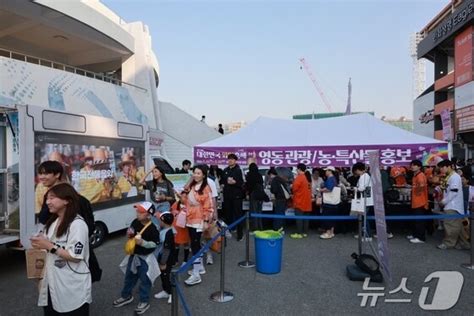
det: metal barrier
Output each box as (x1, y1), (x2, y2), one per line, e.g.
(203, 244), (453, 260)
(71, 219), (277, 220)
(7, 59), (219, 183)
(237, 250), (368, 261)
(238, 211), (255, 268)
(247, 212), (472, 270)
(170, 215), (246, 315)
(171, 212), (472, 315)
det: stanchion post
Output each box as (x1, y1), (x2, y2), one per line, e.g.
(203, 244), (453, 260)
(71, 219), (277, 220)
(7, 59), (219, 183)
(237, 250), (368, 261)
(210, 228), (234, 302)
(461, 210), (474, 270)
(239, 212), (255, 268)
(171, 272), (178, 316)
(357, 213), (363, 255)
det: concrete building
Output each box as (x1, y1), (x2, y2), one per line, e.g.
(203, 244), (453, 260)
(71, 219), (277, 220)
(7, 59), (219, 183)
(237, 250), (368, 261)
(414, 0), (474, 159)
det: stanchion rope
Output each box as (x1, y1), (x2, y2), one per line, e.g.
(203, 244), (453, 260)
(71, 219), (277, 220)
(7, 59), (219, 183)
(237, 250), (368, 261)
(250, 213), (469, 221)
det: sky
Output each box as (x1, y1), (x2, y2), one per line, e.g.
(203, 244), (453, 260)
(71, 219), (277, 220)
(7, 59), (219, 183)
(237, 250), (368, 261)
(103, 0), (448, 126)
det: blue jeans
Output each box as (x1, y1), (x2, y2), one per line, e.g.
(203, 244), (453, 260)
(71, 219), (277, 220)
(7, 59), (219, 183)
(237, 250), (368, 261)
(273, 199), (287, 231)
(121, 256), (152, 303)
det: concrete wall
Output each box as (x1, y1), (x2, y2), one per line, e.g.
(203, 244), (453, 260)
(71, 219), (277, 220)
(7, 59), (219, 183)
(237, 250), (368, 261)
(413, 91), (435, 138)
(0, 57), (156, 127)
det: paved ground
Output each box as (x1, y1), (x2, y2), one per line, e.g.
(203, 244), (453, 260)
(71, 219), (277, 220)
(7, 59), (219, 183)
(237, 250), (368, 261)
(0, 225), (473, 316)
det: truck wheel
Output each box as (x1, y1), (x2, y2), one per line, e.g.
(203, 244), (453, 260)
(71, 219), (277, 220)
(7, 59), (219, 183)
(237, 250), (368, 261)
(90, 222), (107, 248)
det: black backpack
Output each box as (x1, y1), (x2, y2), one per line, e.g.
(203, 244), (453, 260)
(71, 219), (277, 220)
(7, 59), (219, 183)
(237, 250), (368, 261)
(351, 252), (381, 276)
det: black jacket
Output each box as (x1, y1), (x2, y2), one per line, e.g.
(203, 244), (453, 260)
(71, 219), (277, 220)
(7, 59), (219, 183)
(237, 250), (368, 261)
(245, 171), (263, 195)
(221, 165), (244, 199)
(270, 176), (288, 200)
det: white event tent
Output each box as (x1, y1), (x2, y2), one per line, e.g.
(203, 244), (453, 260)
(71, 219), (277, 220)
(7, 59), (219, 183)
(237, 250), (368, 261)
(194, 114), (448, 167)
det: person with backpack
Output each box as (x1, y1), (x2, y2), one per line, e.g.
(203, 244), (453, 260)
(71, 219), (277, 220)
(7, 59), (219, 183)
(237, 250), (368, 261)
(31, 183), (92, 315)
(37, 160), (102, 283)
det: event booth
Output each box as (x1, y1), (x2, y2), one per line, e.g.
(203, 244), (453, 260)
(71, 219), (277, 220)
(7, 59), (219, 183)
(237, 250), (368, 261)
(194, 114), (448, 167)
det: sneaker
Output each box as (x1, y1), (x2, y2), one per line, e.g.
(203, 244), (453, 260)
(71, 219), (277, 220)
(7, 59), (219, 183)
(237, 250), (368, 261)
(320, 233), (334, 239)
(184, 274), (202, 285)
(167, 295), (172, 304)
(225, 230), (232, 239)
(187, 267), (206, 276)
(237, 237), (244, 242)
(113, 296), (133, 307)
(409, 238), (425, 244)
(206, 253), (214, 265)
(154, 291), (170, 299)
(302, 233), (308, 238)
(406, 235), (414, 240)
(135, 302), (150, 315)
(437, 243), (449, 250)
(354, 234), (359, 239)
(290, 233), (303, 239)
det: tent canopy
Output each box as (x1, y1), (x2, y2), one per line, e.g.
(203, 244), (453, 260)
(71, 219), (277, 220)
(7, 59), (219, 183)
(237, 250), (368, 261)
(194, 114), (448, 167)
(198, 114), (445, 147)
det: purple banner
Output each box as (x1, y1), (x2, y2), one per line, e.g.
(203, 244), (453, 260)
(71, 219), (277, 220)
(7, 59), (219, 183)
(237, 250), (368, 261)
(368, 151), (391, 282)
(440, 109), (453, 141)
(194, 143), (448, 167)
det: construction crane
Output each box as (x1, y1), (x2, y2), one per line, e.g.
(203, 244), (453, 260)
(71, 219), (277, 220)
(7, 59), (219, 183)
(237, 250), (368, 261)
(298, 57), (333, 113)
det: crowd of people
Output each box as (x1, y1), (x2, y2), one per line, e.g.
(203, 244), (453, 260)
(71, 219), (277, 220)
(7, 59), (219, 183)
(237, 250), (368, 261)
(29, 154), (471, 315)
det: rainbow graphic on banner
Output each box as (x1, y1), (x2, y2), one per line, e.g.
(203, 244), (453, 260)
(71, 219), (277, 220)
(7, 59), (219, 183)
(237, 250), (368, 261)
(421, 146), (449, 166)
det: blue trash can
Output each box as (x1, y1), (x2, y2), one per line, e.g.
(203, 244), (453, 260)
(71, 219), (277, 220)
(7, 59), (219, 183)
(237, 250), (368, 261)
(254, 231), (283, 274)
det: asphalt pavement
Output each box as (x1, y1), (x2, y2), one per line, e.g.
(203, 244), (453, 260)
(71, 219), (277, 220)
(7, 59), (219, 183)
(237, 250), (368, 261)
(0, 225), (473, 316)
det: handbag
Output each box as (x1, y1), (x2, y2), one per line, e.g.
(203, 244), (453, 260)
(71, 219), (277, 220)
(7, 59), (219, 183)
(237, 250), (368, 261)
(323, 186), (341, 205)
(175, 209), (187, 228)
(280, 184), (291, 200)
(124, 221), (152, 255)
(315, 197), (322, 206)
(350, 197), (366, 214)
(208, 223), (222, 253)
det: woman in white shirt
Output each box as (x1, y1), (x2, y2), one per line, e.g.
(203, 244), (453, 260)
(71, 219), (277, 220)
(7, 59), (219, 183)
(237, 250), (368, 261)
(31, 183), (92, 315)
(352, 163), (374, 240)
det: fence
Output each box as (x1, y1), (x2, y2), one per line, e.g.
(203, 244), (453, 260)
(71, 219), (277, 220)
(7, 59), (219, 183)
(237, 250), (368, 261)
(170, 211), (473, 315)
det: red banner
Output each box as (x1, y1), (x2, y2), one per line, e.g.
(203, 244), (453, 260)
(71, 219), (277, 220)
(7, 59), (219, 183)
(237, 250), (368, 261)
(455, 26), (473, 87)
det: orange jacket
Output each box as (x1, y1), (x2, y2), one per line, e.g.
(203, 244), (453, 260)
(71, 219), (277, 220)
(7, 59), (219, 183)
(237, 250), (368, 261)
(185, 185), (213, 226)
(292, 173), (312, 212)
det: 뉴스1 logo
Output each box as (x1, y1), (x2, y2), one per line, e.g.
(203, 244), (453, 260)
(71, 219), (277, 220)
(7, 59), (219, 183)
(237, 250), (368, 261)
(358, 271), (464, 310)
